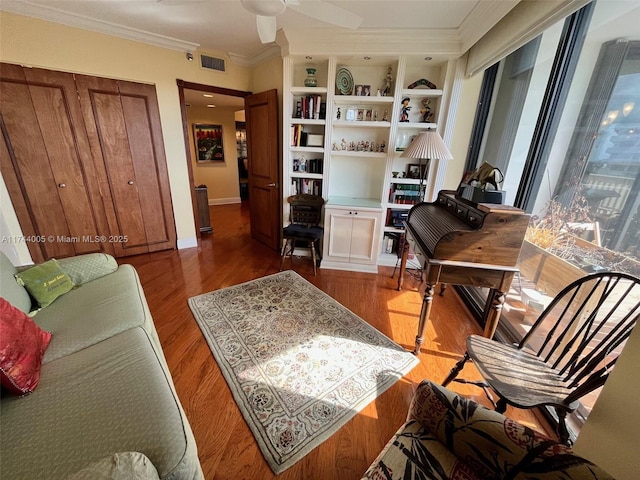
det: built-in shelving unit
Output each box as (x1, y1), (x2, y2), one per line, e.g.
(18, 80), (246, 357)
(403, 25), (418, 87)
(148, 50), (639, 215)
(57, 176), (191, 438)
(283, 54), (458, 272)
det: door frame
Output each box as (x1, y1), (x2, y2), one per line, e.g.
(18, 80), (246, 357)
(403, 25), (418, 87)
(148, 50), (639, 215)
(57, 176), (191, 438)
(176, 79), (252, 236)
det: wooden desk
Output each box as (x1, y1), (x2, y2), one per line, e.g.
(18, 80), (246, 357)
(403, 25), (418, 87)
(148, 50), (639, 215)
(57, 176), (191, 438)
(398, 248), (518, 354)
(396, 191), (528, 355)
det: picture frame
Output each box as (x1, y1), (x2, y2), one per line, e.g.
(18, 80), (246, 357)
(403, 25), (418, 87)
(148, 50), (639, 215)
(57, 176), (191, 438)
(355, 84), (371, 96)
(194, 124), (224, 162)
(365, 109), (373, 121)
(345, 108), (357, 121)
(357, 109), (365, 121)
(406, 162), (428, 180)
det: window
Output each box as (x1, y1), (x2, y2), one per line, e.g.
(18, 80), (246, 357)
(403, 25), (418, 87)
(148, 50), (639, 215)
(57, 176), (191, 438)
(463, 0), (640, 439)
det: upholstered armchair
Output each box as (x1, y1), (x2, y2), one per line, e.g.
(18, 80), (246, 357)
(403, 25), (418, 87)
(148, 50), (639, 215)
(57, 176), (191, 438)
(362, 380), (613, 480)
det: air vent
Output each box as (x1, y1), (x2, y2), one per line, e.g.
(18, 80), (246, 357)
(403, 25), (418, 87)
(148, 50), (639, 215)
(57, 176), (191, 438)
(200, 54), (226, 72)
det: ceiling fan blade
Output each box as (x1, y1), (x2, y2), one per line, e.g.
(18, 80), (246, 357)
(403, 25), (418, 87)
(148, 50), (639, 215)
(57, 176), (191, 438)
(289, 1), (363, 29)
(256, 15), (277, 43)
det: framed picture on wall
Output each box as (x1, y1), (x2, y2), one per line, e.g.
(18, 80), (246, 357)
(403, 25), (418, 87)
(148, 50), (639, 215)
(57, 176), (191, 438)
(194, 124), (224, 162)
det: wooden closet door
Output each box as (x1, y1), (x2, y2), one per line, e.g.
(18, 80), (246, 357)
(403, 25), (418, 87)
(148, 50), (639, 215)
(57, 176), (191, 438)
(0, 64), (112, 263)
(75, 75), (176, 256)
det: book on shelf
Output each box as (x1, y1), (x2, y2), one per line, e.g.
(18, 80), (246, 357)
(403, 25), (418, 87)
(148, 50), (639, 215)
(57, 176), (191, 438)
(294, 94), (324, 120)
(290, 124), (307, 147)
(386, 209), (409, 228)
(290, 178), (322, 196)
(388, 183), (425, 204)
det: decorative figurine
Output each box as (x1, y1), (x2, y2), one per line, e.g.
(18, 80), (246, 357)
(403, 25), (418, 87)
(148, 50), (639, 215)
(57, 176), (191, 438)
(400, 97), (411, 122)
(420, 98), (433, 123)
(382, 109), (389, 122)
(381, 66), (393, 96)
(336, 107), (341, 120)
(341, 138), (347, 150)
(407, 78), (437, 89)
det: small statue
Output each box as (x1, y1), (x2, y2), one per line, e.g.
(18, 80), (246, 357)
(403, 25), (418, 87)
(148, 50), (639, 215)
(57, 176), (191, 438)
(399, 97), (411, 122)
(341, 138), (347, 150)
(381, 66), (393, 96)
(336, 107), (341, 120)
(382, 109), (389, 122)
(332, 142), (338, 151)
(420, 98), (433, 123)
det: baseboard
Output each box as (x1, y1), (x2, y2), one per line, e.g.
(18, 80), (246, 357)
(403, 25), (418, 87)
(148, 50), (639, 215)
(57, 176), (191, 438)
(320, 261), (378, 274)
(177, 237), (198, 249)
(209, 197), (241, 205)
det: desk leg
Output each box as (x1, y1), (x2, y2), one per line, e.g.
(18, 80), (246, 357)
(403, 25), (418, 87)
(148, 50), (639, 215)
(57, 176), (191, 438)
(483, 289), (506, 339)
(397, 239), (410, 291)
(413, 282), (435, 354)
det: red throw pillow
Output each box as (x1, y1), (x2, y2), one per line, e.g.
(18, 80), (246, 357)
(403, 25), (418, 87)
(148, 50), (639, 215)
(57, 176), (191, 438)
(0, 297), (52, 395)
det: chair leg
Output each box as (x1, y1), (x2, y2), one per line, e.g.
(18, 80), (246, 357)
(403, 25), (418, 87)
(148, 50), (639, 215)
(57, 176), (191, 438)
(280, 239), (290, 271)
(556, 408), (571, 446)
(442, 351), (470, 386)
(310, 241), (317, 276)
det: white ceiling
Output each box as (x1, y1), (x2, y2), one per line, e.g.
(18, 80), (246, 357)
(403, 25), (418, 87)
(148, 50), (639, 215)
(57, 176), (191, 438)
(183, 89), (245, 109)
(1, 0), (519, 63)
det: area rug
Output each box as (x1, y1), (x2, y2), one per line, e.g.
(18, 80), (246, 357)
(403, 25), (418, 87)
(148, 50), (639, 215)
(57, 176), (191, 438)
(188, 270), (418, 474)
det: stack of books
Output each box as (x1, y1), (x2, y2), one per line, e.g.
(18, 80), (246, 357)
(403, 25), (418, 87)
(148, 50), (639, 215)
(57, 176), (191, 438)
(388, 184), (424, 204)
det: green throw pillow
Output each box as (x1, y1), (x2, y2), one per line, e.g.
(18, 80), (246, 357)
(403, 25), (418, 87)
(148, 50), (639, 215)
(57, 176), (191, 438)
(15, 259), (75, 309)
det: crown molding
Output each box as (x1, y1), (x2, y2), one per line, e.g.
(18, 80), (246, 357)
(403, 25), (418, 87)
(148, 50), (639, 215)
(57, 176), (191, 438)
(278, 28), (462, 59)
(0, 0), (199, 53)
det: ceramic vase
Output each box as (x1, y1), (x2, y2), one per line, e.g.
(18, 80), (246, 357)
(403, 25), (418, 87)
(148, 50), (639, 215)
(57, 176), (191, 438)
(304, 68), (318, 87)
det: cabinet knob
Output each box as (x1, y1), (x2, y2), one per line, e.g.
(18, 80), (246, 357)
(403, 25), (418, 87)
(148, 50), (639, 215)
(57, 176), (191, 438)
(128, 180), (134, 185)
(58, 183), (66, 188)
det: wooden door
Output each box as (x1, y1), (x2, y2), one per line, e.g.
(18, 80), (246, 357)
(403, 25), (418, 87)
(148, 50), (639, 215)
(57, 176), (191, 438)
(245, 89), (280, 250)
(75, 75), (176, 256)
(0, 64), (112, 263)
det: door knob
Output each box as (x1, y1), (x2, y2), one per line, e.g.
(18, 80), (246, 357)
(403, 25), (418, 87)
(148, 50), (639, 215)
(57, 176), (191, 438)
(58, 183), (66, 188)
(267, 183), (277, 187)
(128, 180), (134, 185)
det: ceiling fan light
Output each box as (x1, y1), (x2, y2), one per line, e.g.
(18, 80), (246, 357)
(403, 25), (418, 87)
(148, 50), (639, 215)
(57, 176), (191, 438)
(241, 0), (286, 17)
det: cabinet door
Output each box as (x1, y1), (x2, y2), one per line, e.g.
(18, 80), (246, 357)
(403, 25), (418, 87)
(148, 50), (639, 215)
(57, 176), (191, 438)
(75, 75), (176, 256)
(325, 209), (353, 262)
(349, 213), (378, 264)
(0, 64), (111, 263)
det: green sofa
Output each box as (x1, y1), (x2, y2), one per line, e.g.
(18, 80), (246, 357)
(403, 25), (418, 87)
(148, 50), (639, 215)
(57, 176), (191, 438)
(363, 380), (614, 480)
(0, 252), (203, 480)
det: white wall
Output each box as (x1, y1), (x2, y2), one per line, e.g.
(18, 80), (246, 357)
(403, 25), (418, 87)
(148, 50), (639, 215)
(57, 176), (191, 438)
(0, 11), (252, 258)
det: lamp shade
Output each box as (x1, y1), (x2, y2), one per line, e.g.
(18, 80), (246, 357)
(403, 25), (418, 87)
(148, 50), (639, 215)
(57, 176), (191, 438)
(400, 130), (453, 160)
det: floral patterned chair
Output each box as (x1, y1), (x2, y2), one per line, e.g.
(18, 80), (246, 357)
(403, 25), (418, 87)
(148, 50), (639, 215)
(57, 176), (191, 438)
(362, 380), (614, 480)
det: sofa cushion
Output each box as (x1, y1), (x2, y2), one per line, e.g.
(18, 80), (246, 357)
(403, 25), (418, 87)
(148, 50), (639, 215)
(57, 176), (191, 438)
(0, 328), (200, 480)
(15, 259), (75, 308)
(33, 264), (155, 364)
(65, 452), (160, 480)
(0, 251), (33, 313)
(0, 298), (52, 395)
(57, 253), (118, 285)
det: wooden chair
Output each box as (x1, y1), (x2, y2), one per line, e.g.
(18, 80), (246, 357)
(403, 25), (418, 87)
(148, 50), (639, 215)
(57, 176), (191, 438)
(443, 271), (640, 445)
(280, 194), (324, 275)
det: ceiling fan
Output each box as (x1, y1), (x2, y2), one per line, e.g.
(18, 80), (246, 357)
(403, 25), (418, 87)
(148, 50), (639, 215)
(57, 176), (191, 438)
(240, 0), (363, 43)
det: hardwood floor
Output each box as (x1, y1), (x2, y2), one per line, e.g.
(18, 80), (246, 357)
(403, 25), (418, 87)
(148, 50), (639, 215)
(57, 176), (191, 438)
(123, 202), (556, 480)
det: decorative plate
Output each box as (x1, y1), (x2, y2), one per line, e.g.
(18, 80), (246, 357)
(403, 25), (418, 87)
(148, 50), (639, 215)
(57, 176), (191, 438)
(336, 67), (354, 95)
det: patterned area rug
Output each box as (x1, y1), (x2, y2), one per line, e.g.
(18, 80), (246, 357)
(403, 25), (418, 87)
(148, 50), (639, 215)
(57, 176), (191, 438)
(188, 270), (418, 474)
